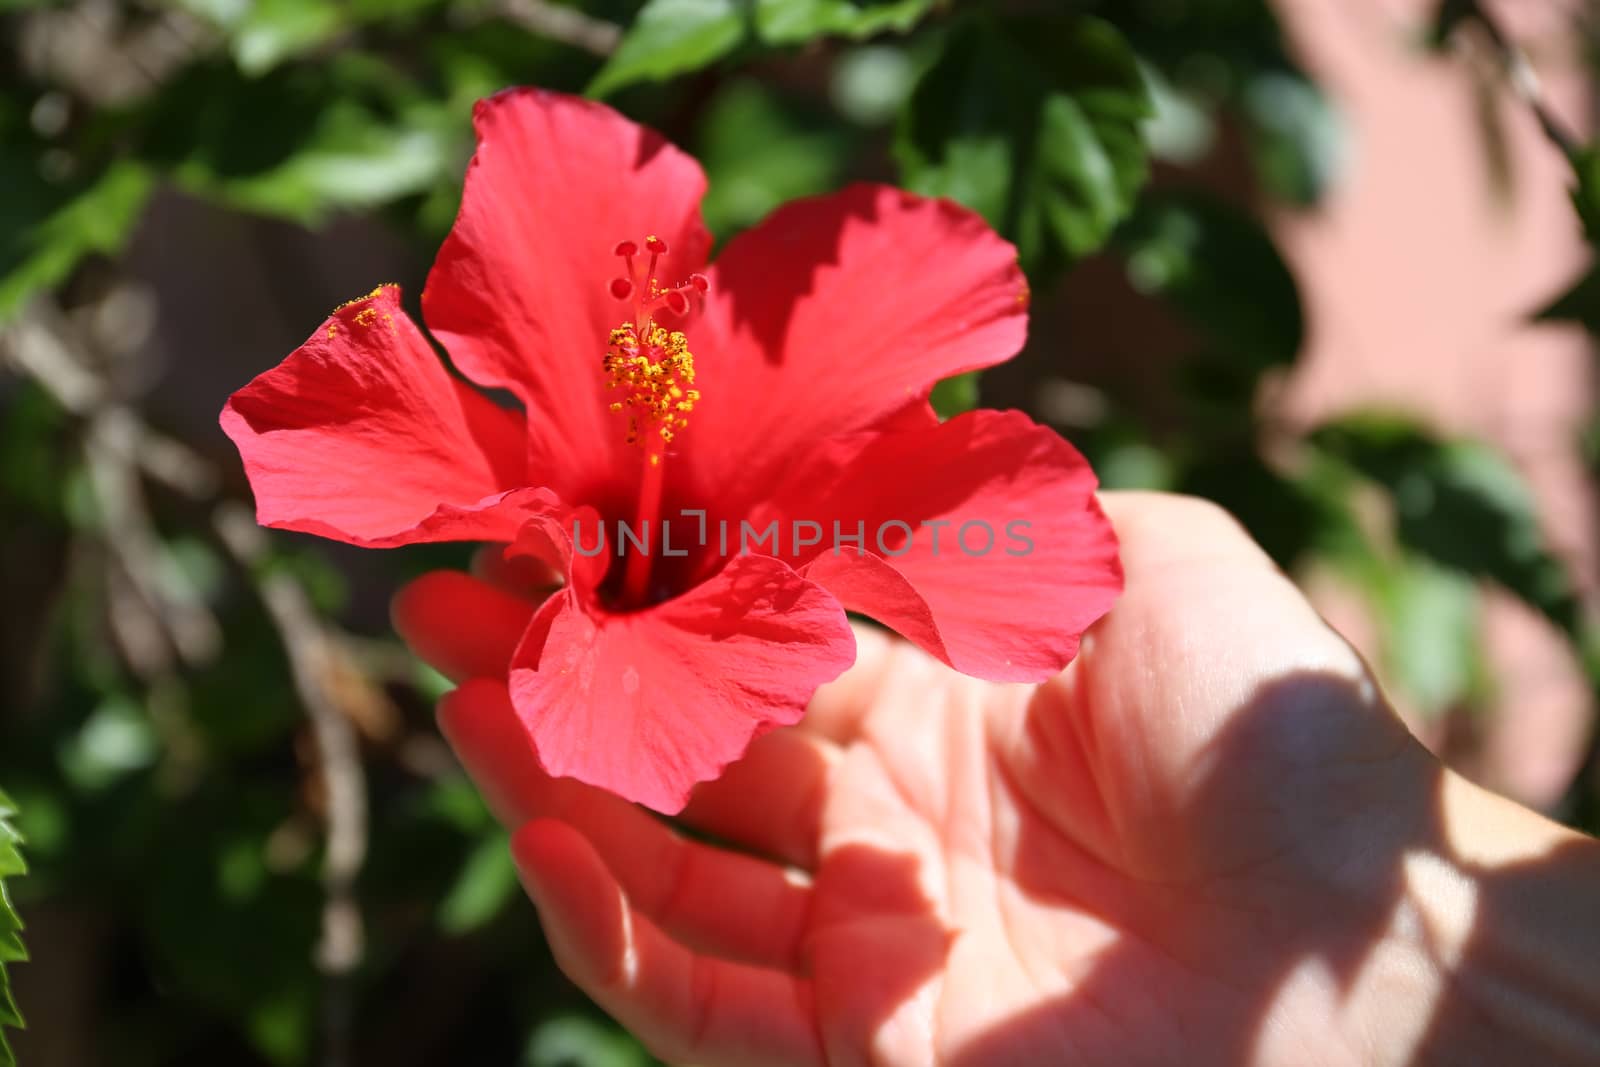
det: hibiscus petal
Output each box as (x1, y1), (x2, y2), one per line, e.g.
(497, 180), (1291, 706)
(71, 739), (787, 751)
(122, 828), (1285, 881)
(423, 88), (712, 495)
(508, 555), (855, 813)
(685, 183), (1030, 507)
(769, 410), (1122, 681)
(221, 285), (529, 546)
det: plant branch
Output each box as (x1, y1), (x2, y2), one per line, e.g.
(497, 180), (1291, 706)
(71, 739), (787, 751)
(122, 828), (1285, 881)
(214, 505), (367, 1067)
(484, 0), (621, 56)
(1, 297), (369, 1067)
(1437, 0), (1583, 159)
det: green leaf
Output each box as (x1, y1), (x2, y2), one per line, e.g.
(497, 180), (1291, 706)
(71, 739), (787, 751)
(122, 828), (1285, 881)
(1097, 0), (1337, 205)
(1239, 70), (1343, 207)
(587, 0), (748, 98)
(1535, 261), (1600, 336)
(1312, 415), (1583, 641)
(0, 161), (154, 324)
(588, 0), (943, 97)
(1118, 190), (1303, 370)
(525, 1015), (653, 1067)
(696, 80), (855, 235)
(1374, 554), (1483, 717)
(1567, 142), (1600, 246)
(438, 835), (519, 934)
(929, 372), (978, 419)
(230, 0), (346, 76)
(135, 60), (463, 226)
(897, 14), (1151, 274)
(753, 0), (938, 44)
(0, 789), (27, 1067)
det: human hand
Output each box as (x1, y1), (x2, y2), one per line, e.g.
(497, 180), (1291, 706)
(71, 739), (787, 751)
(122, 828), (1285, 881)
(394, 491), (1600, 1066)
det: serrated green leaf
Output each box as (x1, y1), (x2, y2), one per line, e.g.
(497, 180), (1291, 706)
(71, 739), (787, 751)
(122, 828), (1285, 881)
(1312, 416), (1583, 641)
(588, 0), (941, 97)
(897, 14), (1151, 275)
(587, 0), (747, 98)
(0, 788), (26, 1067)
(753, 0), (938, 44)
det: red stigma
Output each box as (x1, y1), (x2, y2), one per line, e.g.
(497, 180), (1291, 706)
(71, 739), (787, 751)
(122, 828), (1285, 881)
(606, 234), (709, 332)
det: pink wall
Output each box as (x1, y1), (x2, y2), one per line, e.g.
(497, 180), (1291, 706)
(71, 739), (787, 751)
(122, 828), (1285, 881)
(1273, 0), (1595, 806)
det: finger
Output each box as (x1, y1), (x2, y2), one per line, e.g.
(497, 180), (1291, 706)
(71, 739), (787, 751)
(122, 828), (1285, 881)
(437, 678), (567, 825)
(441, 681), (814, 971)
(392, 570), (534, 681)
(1004, 492), (1414, 870)
(681, 728), (838, 869)
(515, 819), (823, 1067)
(1087, 490), (1375, 715)
(469, 543), (563, 600)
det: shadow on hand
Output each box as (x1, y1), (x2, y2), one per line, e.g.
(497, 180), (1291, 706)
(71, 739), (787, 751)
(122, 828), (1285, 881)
(809, 842), (952, 1056)
(933, 669), (1600, 1065)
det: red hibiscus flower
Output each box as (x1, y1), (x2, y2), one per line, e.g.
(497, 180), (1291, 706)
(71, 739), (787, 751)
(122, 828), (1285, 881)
(221, 88), (1122, 813)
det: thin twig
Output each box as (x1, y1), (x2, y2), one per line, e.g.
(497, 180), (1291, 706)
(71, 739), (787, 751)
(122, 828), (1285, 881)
(87, 408), (222, 666)
(1441, 0), (1583, 159)
(2, 296), (369, 1067)
(486, 0), (622, 56)
(8, 301), (221, 672)
(214, 504), (367, 1066)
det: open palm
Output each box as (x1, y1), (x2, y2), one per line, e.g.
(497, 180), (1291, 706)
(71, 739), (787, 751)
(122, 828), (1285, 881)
(396, 492), (1450, 1067)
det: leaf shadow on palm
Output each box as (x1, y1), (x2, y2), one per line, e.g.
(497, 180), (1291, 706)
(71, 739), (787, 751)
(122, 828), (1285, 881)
(944, 665), (1597, 1065)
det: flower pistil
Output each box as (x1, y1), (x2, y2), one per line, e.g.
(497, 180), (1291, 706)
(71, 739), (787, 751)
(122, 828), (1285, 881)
(603, 236), (708, 450)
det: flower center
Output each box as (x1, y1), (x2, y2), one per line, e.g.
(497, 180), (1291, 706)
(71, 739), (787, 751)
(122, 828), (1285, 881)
(602, 235), (708, 453)
(602, 235), (709, 609)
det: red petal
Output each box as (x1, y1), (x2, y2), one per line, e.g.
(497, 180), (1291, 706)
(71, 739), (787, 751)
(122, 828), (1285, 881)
(685, 184), (1030, 508)
(221, 285), (529, 546)
(505, 500), (609, 593)
(507, 555), (855, 813)
(769, 410), (1121, 681)
(423, 89), (712, 497)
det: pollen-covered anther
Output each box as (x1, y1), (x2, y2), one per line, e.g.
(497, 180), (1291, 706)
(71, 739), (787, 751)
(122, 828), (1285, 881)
(602, 235), (709, 448)
(603, 321), (700, 448)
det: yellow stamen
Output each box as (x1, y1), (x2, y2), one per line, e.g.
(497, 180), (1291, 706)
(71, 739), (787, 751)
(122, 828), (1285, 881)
(603, 322), (699, 448)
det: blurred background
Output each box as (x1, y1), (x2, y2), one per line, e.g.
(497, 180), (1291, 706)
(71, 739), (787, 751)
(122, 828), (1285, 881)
(1, 0), (1597, 1064)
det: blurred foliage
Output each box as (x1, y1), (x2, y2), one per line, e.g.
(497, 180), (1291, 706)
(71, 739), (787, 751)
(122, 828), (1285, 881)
(898, 13), (1150, 277)
(589, 0), (940, 96)
(1424, 2), (1600, 825)
(0, 0), (1595, 1062)
(0, 791), (21, 1067)
(1312, 416), (1583, 644)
